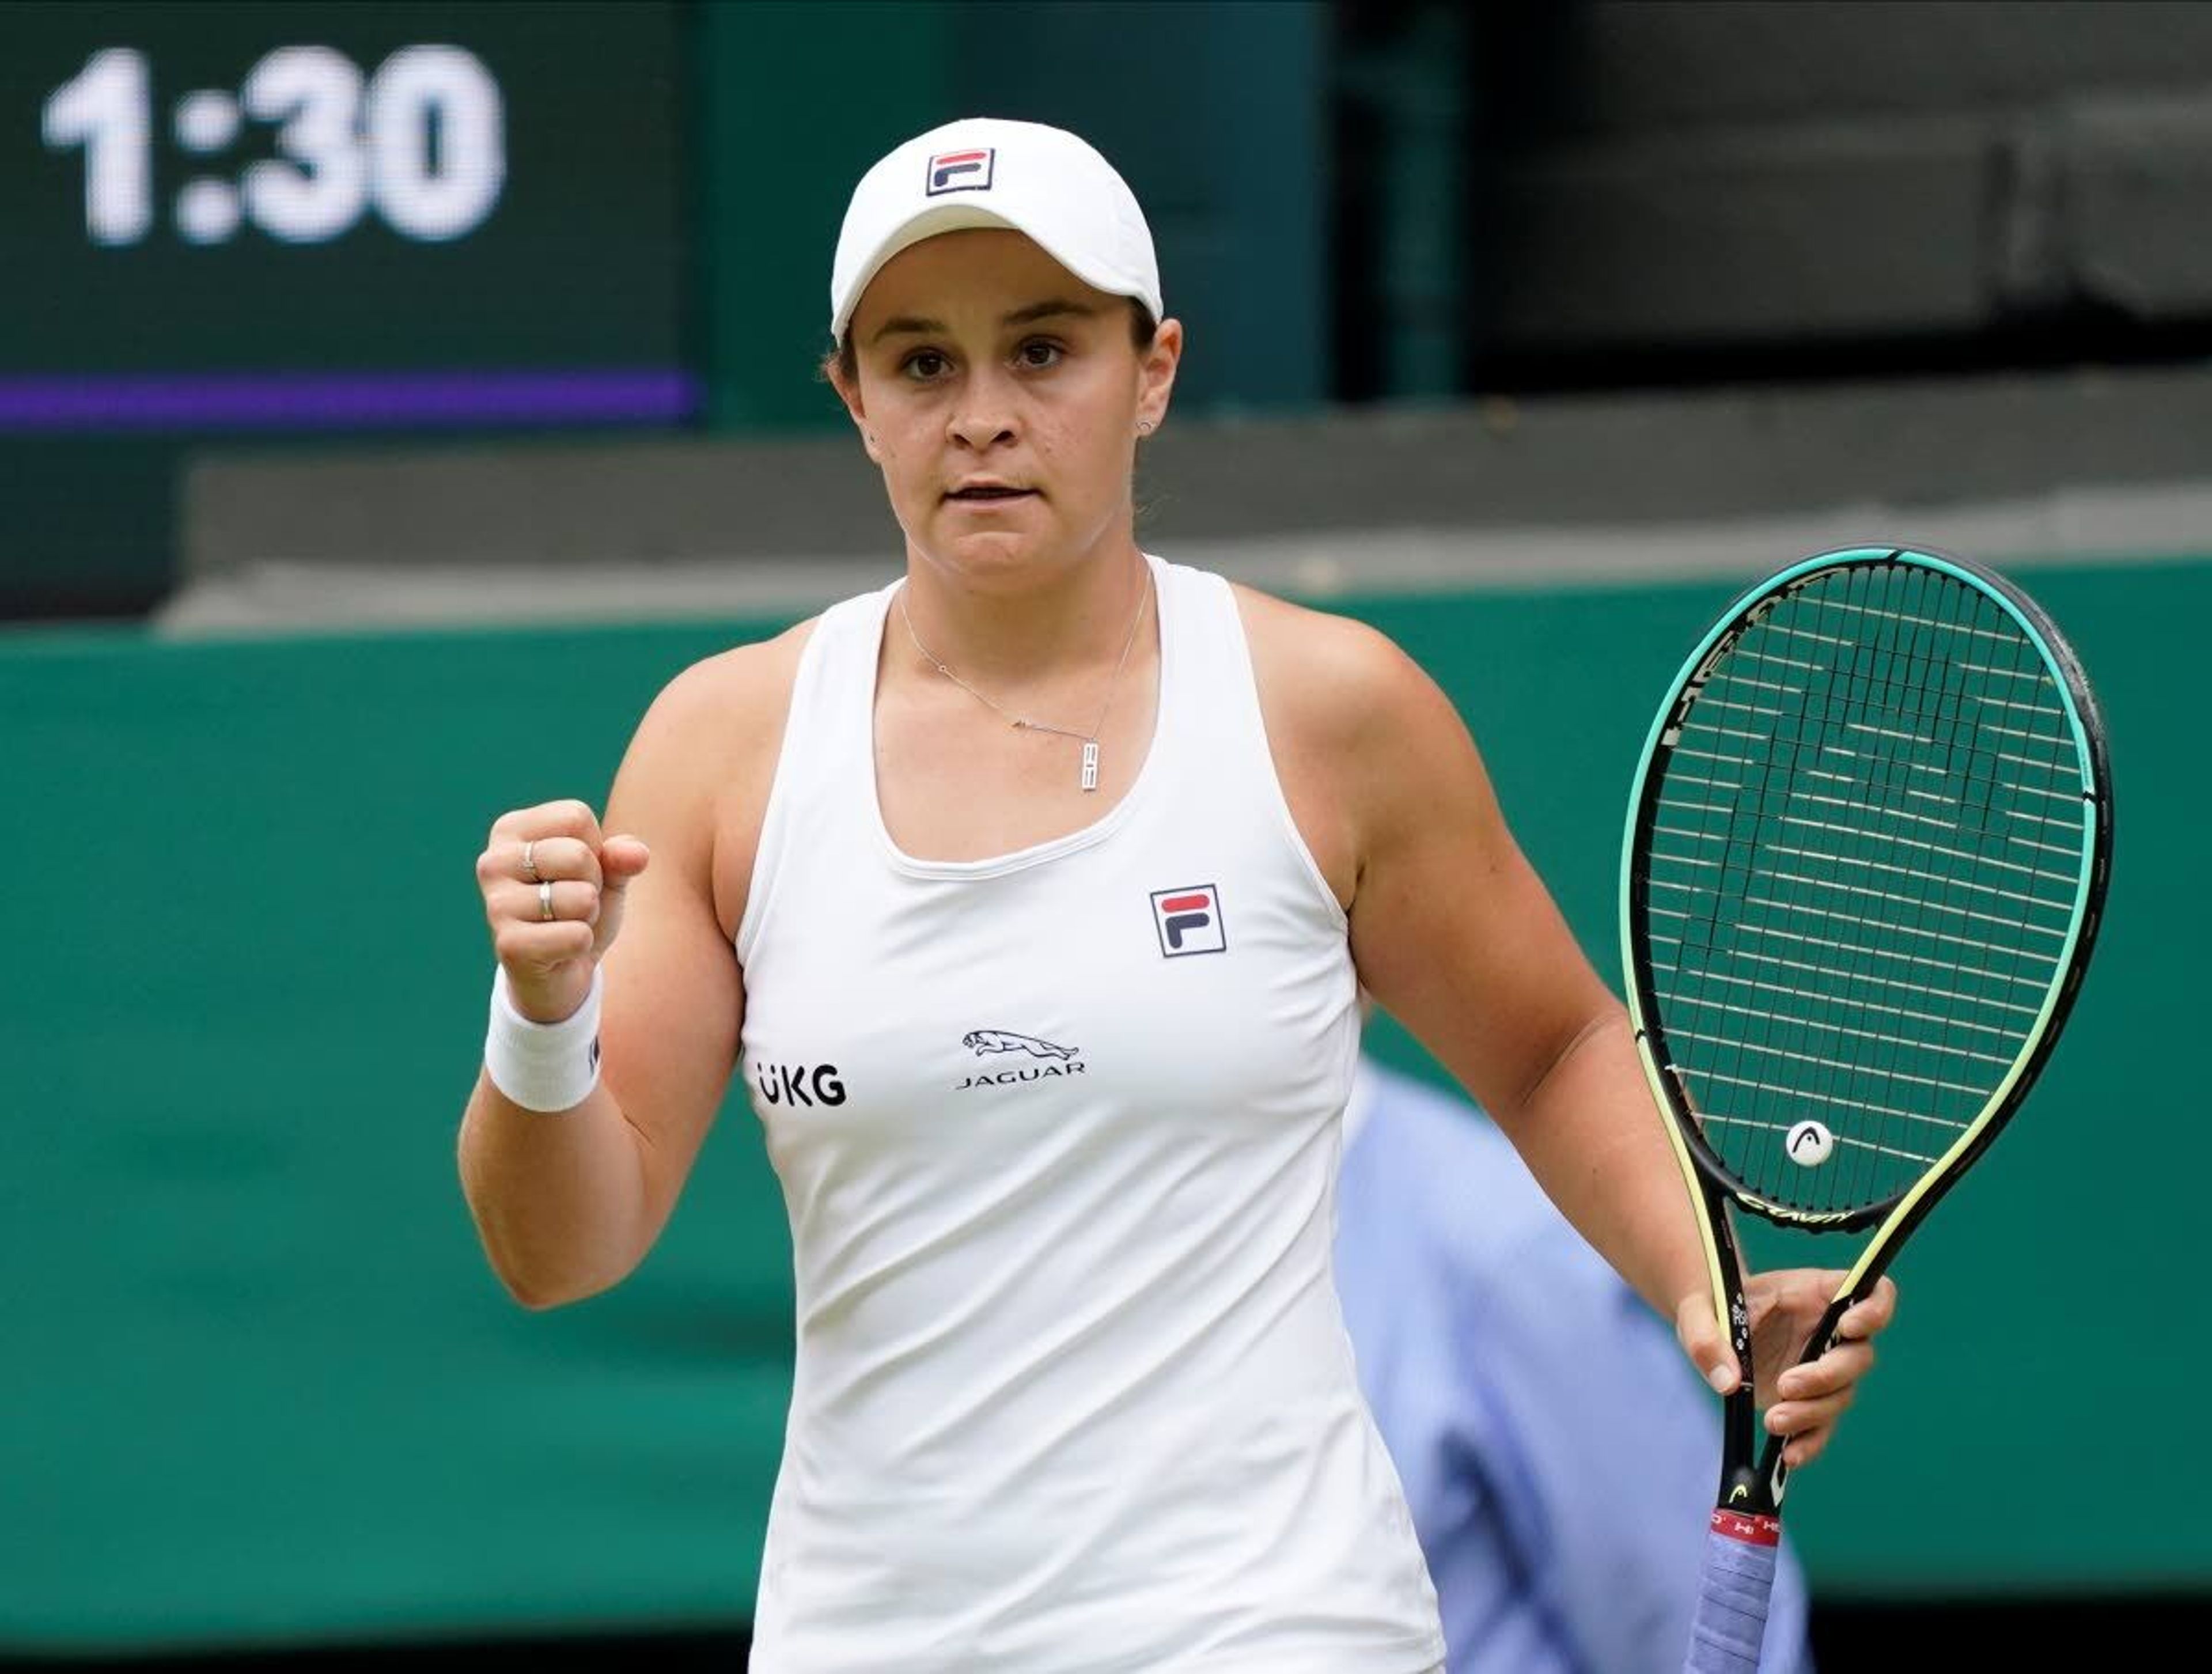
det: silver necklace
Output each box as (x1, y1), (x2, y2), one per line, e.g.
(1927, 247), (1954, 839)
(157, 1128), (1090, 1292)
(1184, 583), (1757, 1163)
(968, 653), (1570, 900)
(897, 569), (1152, 793)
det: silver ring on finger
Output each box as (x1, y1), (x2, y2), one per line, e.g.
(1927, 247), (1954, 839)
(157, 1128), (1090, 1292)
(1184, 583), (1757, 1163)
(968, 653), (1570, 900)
(520, 839), (540, 884)
(538, 879), (556, 922)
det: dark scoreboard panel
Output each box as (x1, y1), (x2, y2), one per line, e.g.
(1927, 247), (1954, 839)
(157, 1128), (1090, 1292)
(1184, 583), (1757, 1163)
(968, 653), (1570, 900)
(1, 0), (691, 430)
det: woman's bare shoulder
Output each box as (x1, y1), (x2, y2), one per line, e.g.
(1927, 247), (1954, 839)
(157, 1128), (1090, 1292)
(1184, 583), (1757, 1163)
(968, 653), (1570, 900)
(605, 617), (826, 941)
(1226, 582), (1457, 906)
(602, 617), (821, 839)
(627, 616), (821, 773)
(1228, 581), (1435, 753)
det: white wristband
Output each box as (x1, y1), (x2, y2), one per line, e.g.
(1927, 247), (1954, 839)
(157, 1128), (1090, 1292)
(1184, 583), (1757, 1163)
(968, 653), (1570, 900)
(484, 966), (604, 1113)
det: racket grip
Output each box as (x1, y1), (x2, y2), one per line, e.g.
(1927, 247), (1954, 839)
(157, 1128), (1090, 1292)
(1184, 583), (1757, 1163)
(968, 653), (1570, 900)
(1681, 1509), (1779, 1673)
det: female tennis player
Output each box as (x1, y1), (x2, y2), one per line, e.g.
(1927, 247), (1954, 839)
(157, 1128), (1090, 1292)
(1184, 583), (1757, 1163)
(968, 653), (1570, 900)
(455, 117), (1896, 1672)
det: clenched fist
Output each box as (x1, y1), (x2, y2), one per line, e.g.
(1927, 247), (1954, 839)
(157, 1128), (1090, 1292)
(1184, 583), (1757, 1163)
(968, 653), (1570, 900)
(476, 800), (652, 1024)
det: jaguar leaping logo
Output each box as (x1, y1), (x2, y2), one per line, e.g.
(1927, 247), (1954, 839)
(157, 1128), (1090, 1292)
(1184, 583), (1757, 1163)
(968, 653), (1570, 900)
(963, 1029), (1078, 1061)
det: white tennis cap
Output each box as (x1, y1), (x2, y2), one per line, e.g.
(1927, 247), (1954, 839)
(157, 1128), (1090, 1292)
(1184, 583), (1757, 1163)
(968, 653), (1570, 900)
(829, 116), (1162, 341)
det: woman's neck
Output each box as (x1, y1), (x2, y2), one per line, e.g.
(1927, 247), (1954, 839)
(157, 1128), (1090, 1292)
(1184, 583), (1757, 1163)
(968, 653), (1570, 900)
(897, 540), (1152, 691)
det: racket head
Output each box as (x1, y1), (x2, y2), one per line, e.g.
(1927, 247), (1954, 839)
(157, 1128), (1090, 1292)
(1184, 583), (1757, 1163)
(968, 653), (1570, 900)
(1621, 546), (2112, 1234)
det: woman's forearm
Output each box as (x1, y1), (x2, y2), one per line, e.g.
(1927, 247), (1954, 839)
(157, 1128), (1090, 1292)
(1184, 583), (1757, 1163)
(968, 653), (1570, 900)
(1491, 1008), (1712, 1323)
(457, 1073), (655, 1309)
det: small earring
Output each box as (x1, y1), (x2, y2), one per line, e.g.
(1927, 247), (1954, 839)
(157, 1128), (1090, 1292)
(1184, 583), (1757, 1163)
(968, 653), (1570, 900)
(1136, 419), (1154, 436)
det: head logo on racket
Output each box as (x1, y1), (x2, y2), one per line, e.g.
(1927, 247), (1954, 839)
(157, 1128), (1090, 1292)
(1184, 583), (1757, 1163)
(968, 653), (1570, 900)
(1785, 1120), (1834, 1166)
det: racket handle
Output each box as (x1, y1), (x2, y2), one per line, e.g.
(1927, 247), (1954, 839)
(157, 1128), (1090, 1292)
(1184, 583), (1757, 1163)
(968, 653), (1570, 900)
(1757, 1292), (1859, 1510)
(1682, 1509), (1780, 1673)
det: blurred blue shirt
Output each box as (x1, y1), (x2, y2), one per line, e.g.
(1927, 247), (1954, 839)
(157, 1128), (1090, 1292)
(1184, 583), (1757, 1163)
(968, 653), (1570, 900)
(1335, 1057), (1814, 1674)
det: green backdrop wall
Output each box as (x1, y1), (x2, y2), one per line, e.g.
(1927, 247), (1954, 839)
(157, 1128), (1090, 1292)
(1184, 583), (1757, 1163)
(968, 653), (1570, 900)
(3, 558), (2201, 1654)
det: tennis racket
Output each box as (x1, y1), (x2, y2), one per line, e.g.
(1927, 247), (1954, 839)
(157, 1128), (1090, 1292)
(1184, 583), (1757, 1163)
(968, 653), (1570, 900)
(1618, 546), (2113, 1673)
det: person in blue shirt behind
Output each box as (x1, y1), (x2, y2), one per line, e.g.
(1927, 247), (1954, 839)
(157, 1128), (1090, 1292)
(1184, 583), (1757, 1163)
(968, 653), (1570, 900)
(1335, 1050), (1816, 1674)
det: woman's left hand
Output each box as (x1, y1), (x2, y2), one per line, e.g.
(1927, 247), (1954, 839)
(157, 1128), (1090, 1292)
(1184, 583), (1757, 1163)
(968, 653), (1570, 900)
(1675, 1270), (1900, 1469)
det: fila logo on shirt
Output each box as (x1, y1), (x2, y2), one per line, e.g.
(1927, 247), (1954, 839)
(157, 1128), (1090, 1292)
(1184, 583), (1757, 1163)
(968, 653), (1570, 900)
(1150, 884), (1227, 957)
(926, 147), (994, 195)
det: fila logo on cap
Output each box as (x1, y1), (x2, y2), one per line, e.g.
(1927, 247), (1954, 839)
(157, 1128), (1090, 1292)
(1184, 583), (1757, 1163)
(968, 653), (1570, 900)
(1150, 885), (1227, 958)
(926, 147), (994, 195)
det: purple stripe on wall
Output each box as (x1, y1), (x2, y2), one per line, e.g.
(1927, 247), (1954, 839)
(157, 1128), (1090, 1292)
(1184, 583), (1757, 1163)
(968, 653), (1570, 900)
(0, 370), (699, 432)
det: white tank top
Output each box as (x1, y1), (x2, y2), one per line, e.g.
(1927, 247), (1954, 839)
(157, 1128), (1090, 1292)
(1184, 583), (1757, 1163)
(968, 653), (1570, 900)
(736, 554), (1445, 1673)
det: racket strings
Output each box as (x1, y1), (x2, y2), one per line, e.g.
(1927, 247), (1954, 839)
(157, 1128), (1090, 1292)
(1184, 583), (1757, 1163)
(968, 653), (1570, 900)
(1644, 560), (2086, 1215)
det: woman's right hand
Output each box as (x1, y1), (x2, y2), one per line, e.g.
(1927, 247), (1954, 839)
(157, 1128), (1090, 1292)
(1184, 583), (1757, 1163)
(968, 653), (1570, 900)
(476, 800), (653, 1024)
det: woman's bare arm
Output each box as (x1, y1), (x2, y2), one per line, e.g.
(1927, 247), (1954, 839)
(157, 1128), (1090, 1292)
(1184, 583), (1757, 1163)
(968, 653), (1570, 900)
(456, 633), (800, 1307)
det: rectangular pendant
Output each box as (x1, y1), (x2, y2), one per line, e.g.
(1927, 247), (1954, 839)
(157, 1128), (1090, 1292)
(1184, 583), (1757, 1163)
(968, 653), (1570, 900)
(1080, 740), (1100, 791)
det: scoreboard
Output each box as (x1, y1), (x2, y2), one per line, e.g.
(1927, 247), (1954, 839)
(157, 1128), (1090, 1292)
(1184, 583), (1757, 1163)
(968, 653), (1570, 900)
(1, 0), (692, 431)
